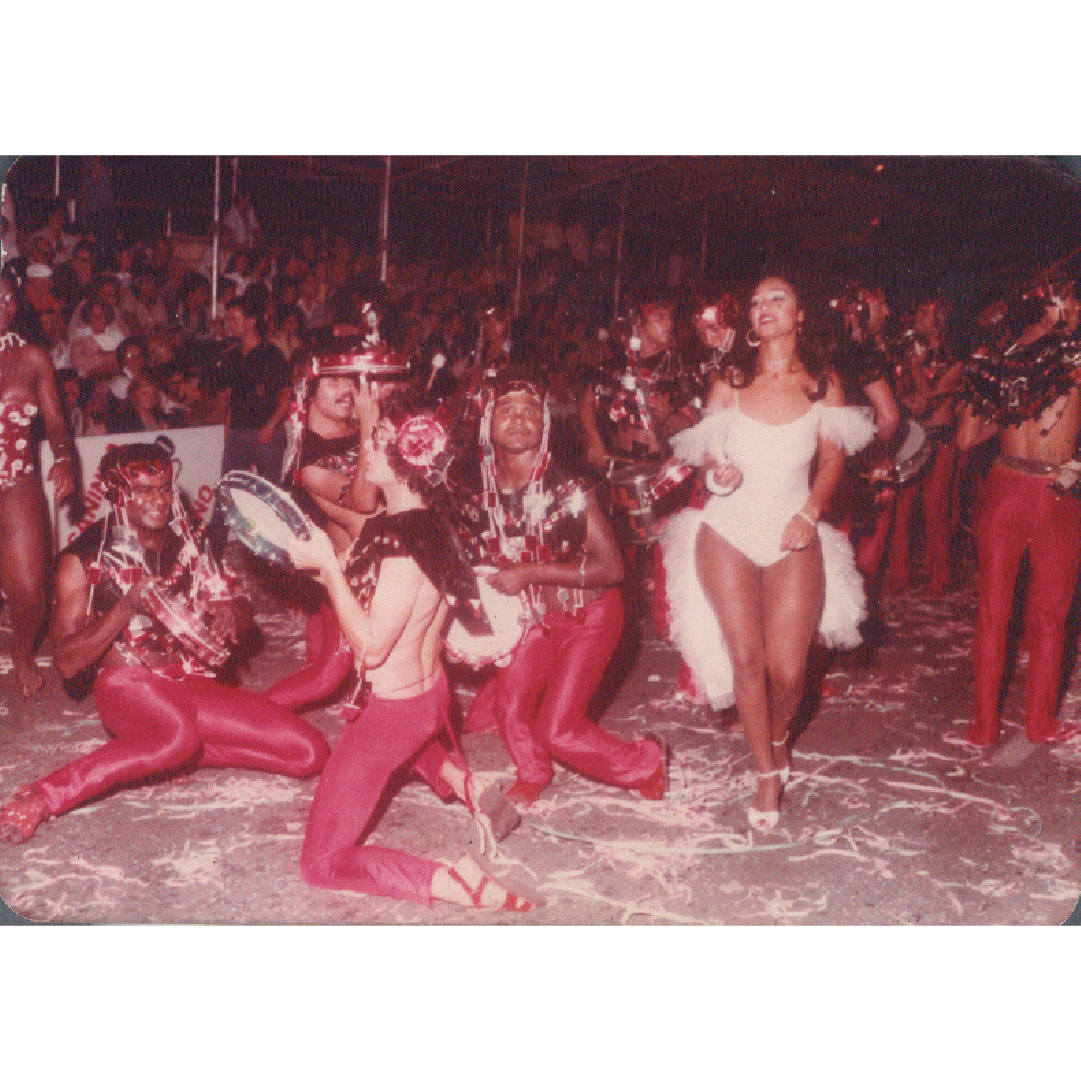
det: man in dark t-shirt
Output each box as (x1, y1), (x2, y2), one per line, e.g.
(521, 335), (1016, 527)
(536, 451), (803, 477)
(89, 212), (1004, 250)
(217, 290), (292, 479)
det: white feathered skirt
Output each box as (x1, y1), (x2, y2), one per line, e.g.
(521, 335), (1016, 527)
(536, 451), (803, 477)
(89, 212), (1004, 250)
(659, 508), (867, 709)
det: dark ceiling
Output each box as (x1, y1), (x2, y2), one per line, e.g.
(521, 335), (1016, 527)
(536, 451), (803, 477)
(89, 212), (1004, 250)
(6, 155), (1080, 311)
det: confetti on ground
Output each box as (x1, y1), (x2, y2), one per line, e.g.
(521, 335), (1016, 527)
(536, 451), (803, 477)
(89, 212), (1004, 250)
(2, 549), (1079, 925)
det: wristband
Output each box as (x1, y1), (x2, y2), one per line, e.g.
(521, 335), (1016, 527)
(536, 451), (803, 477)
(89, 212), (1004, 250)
(796, 510), (818, 527)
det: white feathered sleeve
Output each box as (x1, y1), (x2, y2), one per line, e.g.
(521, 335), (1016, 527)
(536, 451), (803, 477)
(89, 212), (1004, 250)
(668, 411), (729, 466)
(817, 405), (876, 455)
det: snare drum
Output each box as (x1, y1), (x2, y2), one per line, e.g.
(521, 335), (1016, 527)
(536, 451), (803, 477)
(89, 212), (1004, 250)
(217, 471), (317, 566)
(445, 567), (530, 669)
(894, 418), (933, 485)
(609, 463), (660, 546)
(141, 580), (231, 669)
(860, 418), (933, 489)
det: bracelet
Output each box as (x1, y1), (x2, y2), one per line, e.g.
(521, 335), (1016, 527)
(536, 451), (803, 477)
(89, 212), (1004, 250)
(796, 510), (818, 527)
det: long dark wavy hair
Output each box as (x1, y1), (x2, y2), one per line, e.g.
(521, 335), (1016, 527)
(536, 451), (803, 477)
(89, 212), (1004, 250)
(716, 267), (832, 402)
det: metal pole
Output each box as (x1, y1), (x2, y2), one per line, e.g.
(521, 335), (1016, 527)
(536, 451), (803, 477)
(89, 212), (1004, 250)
(211, 156), (221, 321)
(514, 160), (528, 316)
(379, 155), (391, 284)
(232, 156), (239, 205)
(613, 181), (627, 319)
(700, 201), (709, 273)
(53, 156), (61, 197)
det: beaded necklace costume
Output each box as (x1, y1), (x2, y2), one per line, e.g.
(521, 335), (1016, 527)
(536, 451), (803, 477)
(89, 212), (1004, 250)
(79, 490), (234, 677)
(962, 331), (1081, 431)
(460, 384), (592, 619)
(593, 349), (702, 439)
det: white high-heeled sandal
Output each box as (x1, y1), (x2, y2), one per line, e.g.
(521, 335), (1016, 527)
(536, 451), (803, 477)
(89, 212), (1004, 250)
(747, 769), (784, 830)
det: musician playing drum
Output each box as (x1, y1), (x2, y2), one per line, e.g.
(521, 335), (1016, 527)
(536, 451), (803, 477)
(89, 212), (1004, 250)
(956, 276), (1081, 746)
(578, 292), (704, 641)
(886, 295), (963, 595)
(827, 284), (902, 591)
(0, 439), (330, 845)
(458, 369), (668, 808)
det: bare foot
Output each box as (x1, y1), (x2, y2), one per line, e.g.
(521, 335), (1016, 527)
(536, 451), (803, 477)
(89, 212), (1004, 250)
(0, 786), (50, 844)
(431, 855), (533, 912)
(14, 660), (45, 698)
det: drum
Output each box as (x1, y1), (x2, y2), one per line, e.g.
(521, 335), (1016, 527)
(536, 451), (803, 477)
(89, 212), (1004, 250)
(860, 418), (932, 489)
(217, 471), (317, 567)
(141, 581), (232, 669)
(894, 418), (933, 485)
(609, 463), (660, 545)
(445, 567), (530, 669)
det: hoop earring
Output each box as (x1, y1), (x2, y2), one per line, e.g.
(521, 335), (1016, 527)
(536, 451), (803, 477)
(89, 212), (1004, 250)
(745, 330), (760, 349)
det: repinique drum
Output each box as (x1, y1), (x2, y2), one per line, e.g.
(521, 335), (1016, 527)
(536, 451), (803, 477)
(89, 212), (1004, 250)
(445, 567), (530, 669)
(217, 471), (317, 566)
(141, 580), (232, 668)
(609, 463), (661, 545)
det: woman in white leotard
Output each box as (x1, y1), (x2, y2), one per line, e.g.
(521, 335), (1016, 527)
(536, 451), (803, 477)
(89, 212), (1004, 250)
(661, 273), (874, 830)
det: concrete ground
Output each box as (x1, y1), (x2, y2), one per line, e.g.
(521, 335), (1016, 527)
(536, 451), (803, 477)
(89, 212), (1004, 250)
(2, 545), (1080, 927)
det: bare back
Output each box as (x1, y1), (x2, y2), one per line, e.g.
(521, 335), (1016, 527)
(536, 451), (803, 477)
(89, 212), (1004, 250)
(362, 554), (449, 698)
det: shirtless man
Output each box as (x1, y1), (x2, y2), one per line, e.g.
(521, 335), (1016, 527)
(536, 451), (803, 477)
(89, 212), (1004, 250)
(288, 396), (530, 911)
(956, 279), (1081, 745)
(0, 265), (77, 696)
(0, 439), (329, 844)
(888, 295), (964, 594)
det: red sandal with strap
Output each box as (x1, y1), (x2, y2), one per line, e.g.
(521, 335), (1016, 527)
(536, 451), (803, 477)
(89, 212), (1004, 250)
(445, 862), (534, 913)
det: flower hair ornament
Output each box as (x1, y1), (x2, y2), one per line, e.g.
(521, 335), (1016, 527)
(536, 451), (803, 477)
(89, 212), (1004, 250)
(379, 412), (454, 488)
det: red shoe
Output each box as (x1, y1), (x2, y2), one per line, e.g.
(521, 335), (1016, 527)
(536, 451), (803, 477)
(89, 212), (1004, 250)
(504, 779), (548, 809)
(637, 734), (669, 800)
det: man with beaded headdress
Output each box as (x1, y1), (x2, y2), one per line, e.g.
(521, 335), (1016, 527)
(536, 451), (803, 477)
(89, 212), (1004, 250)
(285, 388), (531, 911)
(0, 437), (331, 844)
(956, 274), (1081, 746)
(456, 367), (668, 809)
(266, 309), (408, 712)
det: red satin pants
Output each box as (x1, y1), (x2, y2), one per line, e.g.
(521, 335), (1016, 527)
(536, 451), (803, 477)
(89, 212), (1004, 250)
(888, 438), (959, 592)
(300, 669), (464, 904)
(969, 465), (1081, 744)
(491, 589), (661, 788)
(33, 665), (330, 817)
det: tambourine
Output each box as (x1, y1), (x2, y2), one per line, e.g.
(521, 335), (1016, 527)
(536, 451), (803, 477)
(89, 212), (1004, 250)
(445, 567), (530, 669)
(309, 337), (411, 382)
(141, 580), (232, 669)
(216, 471), (317, 567)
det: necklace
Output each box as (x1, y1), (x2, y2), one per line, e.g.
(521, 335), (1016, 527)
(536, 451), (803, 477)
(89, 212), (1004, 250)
(757, 360), (802, 379)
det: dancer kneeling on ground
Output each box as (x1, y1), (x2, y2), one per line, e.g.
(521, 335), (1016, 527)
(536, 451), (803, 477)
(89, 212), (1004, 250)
(0, 438), (330, 845)
(458, 368), (668, 809)
(286, 391), (531, 912)
(661, 271), (874, 830)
